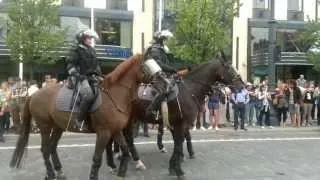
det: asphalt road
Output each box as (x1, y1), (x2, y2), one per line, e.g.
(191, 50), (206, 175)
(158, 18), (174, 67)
(1, 127), (320, 180)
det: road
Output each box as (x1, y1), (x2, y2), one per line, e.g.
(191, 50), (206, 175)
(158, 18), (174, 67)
(1, 127), (320, 180)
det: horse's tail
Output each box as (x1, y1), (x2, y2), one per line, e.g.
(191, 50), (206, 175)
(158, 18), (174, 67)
(161, 101), (171, 129)
(10, 97), (32, 169)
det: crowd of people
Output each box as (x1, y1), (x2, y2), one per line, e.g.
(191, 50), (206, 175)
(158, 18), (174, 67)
(190, 74), (320, 132)
(0, 75), (62, 142)
(1, 72), (319, 141)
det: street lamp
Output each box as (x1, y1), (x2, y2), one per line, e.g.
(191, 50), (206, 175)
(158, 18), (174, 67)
(158, 0), (163, 31)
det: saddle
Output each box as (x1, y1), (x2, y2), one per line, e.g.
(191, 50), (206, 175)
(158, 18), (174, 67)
(137, 82), (179, 102)
(55, 85), (102, 113)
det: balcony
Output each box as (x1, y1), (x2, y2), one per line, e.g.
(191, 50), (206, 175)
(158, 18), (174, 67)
(251, 51), (312, 67)
(252, 8), (270, 19)
(287, 10), (304, 21)
(0, 42), (132, 61)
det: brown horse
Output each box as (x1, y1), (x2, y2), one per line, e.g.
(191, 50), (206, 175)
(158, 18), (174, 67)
(106, 54), (244, 179)
(9, 54), (144, 180)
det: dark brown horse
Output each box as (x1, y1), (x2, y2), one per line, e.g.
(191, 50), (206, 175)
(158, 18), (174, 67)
(106, 55), (244, 179)
(9, 54), (144, 180)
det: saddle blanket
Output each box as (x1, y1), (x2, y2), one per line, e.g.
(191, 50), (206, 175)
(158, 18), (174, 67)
(138, 83), (179, 102)
(56, 85), (102, 112)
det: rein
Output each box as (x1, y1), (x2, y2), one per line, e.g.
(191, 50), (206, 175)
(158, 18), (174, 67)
(99, 86), (130, 115)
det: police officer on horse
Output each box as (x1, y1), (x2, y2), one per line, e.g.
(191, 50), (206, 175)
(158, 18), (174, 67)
(144, 30), (178, 118)
(67, 29), (102, 131)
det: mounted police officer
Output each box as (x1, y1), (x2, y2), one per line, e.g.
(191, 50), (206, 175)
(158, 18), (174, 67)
(143, 30), (178, 118)
(67, 29), (101, 131)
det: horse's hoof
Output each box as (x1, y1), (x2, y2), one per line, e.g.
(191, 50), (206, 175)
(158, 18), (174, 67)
(135, 160), (146, 170)
(56, 170), (67, 180)
(189, 154), (195, 159)
(116, 176), (124, 180)
(44, 176), (57, 180)
(109, 168), (118, 174)
(176, 169), (185, 177)
(177, 175), (186, 180)
(168, 169), (176, 176)
(160, 148), (167, 153)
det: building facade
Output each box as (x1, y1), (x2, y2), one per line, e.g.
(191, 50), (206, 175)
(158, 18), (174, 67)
(0, 0), (154, 81)
(233, 0), (320, 84)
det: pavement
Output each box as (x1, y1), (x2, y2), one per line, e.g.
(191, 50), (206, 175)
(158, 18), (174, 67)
(1, 127), (320, 180)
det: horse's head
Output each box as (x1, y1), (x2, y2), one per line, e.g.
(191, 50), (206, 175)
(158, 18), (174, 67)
(215, 51), (245, 89)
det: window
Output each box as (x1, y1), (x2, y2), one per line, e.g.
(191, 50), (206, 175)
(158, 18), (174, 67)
(287, 0), (303, 11)
(61, 0), (84, 7)
(106, 0), (127, 10)
(141, 32), (145, 52)
(95, 19), (120, 46)
(250, 28), (269, 55)
(236, 37), (239, 70)
(253, 0), (269, 9)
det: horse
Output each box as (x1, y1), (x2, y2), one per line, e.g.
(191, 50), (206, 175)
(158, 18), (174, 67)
(105, 54), (244, 179)
(9, 54), (144, 180)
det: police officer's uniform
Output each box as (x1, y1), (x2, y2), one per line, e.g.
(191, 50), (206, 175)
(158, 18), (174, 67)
(67, 29), (101, 131)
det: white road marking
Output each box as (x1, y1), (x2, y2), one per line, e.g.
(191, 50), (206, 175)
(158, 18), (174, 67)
(1, 137), (320, 150)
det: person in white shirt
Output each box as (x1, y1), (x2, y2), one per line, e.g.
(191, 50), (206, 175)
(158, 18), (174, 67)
(21, 80), (39, 97)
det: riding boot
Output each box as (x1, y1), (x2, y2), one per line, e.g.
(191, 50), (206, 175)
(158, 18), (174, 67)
(145, 93), (167, 119)
(75, 100), (91, 131)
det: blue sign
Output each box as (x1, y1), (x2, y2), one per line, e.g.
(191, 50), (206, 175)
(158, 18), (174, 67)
(105, 47), (132, 59)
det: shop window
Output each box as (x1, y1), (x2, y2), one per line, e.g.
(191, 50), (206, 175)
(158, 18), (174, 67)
(95, 19), (120, 46)
(106, 0), (127, 10)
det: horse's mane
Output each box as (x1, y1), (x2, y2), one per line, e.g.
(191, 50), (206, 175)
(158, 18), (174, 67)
(186, 60), (217, 78)
(105, 54), (142, 85)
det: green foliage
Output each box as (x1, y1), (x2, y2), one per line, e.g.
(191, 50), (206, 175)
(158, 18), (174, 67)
(5, 0), (66, 65)
(297, 20), (320, 71)
(168, 0), (237, 63)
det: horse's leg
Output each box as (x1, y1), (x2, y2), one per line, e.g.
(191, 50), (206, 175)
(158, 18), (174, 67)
(113, 140), (121, 160)
(40, 127), (56, 180)
(185, 129), (195, 159)
(113, 131), (130, 179)
(169, 127), (185, 178)
(105, 138), (117, 173)
(50, 127), (66, 180)
(89, 131), (111, 180)
(157, 120), (167, 153)
(123, 125), (146, 170)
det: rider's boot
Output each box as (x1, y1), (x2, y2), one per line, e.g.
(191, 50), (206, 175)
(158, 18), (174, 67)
(75, 100), (90, 131)
(145, 93), (167, 119)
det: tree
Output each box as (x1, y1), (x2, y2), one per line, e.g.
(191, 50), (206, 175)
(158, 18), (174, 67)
(168, 0), (237, 64)
(297, 20), (320, 70)
(6, 0), (66, 78)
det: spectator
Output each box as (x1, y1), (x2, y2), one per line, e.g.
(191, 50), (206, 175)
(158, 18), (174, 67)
(28, 80), (39, 96)
(302, 83), (314, 126)
(0, 95), (5, 142)
(42, 74), (52, 88)
(0, 81), (11, 140)
(275, 84), (289, 127)
(193, 95), (207, 131)
(245, 82), (257, 126)
(257, 85), (272, 128)
(231, 84), (249, 131)
(315, 84), (320, 125)
(286, 80), (302, 128)
(297, 74), (306, 88)
(208, 89), (221, 130)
